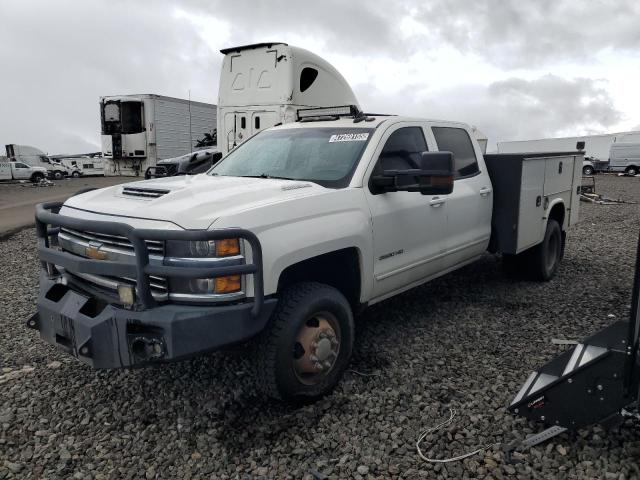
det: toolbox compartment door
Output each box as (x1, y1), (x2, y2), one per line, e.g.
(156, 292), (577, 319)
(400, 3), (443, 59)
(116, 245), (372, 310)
(544, 156), (575, 196)
(517, 159), (546, 251)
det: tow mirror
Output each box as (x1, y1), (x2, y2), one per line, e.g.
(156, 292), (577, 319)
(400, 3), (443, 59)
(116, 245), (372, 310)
(371, 151), (455, 195)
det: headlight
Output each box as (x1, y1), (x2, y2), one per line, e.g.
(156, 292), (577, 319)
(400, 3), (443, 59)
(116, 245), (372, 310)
(165, 239), (240, 258)
(170, 275), (242, 295)
(165, 238), (243, 298)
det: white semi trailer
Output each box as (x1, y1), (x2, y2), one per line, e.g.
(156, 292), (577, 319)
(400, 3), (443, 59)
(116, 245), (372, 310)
(217, 43), (359, 155)
(498, 132), (640, 163)
(100, 94), (217, 176)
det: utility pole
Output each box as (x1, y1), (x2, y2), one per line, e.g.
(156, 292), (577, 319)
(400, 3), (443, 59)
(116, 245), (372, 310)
(188, 89), (193, 154)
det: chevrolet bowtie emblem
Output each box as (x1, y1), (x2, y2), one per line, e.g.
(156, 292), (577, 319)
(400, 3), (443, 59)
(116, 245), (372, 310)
(86, 241), (107, 260)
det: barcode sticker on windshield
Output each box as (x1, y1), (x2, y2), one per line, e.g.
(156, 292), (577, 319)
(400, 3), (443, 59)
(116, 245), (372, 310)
(329, 133), (369, 143)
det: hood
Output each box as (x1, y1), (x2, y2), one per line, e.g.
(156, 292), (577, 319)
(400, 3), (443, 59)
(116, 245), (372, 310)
(63, 174), (327, 229)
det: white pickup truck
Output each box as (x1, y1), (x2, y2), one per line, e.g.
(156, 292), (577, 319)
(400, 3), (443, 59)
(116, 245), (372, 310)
(0, 161), (48, 182)
(30, 106), (582, 402)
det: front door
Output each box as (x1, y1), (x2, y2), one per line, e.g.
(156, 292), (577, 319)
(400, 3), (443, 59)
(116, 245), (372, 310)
(365, 124), (449, 299)
(12, 163), (31, 179)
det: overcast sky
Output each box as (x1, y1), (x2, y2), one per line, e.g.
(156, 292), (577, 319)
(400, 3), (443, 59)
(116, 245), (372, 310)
(1, 0), (639, 154)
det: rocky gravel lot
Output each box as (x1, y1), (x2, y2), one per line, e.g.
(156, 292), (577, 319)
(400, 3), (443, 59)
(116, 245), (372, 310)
(1, 175), (639, 479)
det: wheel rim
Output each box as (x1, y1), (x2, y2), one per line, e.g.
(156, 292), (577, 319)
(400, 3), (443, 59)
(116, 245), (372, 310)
(292, 311), (341, 385)
(546, 229), (560, 272)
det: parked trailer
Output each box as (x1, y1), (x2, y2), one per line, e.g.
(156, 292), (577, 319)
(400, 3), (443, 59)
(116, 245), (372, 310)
(217, 42), (359, 155)
(100, 94), (217, 177)
(59, 157), (105, 177)
(498, 132), (640, 175)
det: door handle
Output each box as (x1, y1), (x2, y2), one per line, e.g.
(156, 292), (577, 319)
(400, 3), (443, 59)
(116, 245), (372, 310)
(479, 187), (492, 196)
(429, 197), (445, 207)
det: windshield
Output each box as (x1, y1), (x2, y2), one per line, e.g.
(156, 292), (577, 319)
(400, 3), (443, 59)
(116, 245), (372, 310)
(209, 127), (374, 188)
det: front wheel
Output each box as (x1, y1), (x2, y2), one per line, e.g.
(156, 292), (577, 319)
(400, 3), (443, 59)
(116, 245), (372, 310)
(255, 282), (354, 402)
(53, 170), (64, 180)
(582, 165), (594, 175)
(72, 171), (81, 178)
(30, 172), (45, 183)
(528, 219), (563, 281)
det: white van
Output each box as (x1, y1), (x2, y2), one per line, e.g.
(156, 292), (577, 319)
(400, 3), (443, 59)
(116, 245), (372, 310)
(217, 42), (359, 154)
(609, 142), (640, 175)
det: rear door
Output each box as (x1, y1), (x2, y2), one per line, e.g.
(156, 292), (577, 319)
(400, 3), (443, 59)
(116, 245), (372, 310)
(431, 125), (492, 266)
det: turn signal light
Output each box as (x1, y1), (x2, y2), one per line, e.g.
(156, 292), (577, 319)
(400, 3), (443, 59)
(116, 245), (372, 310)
(215, 275), (241, 294)
(215, 238), (240, 257)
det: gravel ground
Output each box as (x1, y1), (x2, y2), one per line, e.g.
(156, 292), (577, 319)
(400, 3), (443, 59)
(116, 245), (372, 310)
(1, 175), (639, 479)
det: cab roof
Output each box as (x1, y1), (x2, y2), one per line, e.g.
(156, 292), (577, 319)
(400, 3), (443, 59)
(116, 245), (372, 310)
(270, 115), (471, 131)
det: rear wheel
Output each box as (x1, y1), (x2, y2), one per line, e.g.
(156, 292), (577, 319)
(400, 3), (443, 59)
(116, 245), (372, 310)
(255, 282), (354, 402)
(626, 166), (638, 176)
(53, 170), (64, 180)
(528, 219), (562, 281)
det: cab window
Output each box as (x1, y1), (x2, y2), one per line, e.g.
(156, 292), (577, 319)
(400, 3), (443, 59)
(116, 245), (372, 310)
(376, 127), (428, 172)
(432, 126), (479, 178)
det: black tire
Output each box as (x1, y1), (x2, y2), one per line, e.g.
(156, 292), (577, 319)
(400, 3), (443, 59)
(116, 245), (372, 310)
(528, 219), (562, 281)
(626, 166), (638, 176)
(30, 172), (44, 183)
(582, 165), (594, 175)
(255, 282), (354, 403)
(72, 171), (81, 178)
(53, 170), (64, 180)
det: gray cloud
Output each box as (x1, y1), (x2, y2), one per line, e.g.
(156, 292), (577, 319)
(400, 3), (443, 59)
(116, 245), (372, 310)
(0, 0), (218, 153)
(355, 75), (622, 148)
(414, 0), (640, 67)
(183, 0), (414, 56)
(0, 0), (635, 154)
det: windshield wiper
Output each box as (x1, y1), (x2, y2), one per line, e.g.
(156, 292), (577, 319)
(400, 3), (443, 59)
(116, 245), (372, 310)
(240, 173), (295, 180)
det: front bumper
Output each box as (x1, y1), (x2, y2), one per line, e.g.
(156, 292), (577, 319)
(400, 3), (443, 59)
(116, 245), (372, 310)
(30, 201), (274, 368)
(29, 273), (276, 369)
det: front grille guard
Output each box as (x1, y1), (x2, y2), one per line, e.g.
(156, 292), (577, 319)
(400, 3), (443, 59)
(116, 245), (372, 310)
(35, 202), (264, 316)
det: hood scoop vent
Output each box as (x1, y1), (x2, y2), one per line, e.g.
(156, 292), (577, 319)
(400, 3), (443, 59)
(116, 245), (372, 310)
(122, 186), (170, 199)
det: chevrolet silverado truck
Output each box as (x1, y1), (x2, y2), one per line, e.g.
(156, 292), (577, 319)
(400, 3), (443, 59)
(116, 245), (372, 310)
(29, 106), (582, 402)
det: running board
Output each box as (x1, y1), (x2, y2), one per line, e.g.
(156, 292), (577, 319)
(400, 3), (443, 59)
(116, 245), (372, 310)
(509, 320), (636, 430)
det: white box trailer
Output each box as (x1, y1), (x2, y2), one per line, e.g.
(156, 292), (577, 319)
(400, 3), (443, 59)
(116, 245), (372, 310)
(497, 131), (640, 173)
(59, 156), (105, 177)
(100, 94), (216, 176)
(217, 42), (359, 155)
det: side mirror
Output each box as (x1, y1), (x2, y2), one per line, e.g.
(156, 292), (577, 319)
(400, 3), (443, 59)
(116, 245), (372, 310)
(371, 151), (455, 195)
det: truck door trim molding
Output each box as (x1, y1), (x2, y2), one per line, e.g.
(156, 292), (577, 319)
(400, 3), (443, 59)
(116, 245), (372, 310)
(375, 237), (489, 281)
